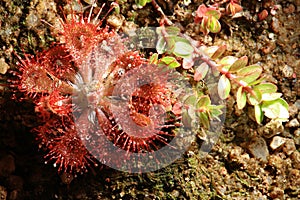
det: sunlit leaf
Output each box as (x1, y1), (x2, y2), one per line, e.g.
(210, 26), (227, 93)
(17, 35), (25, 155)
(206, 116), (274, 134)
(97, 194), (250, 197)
(254, 104), (263, 124)
(184, 95), (197, 106)
(197, 95), (211, 108)
(261, 98), (289, 119)
(254, 83), (277, 94)
(149, 53), (158, 64)
(229, 56), (248, 73)
(208, 105), (224, 120)
(203, 46), (219, 57)
(211, 45), (227, 60)
(206, 10), (221, 20)
(156, 26), (180, 36)
(236, 86), (246, 109)
(218, 75), (231, 99)
(219, 56), (238, 71)
(160, 56), (180, 68)
(248, 76), (266, 86)
(182, 57), (194, 69)
(207, 16), (221, 33)
(236, 65), (262, 84)
(173, 38), (194, 58)
(261, 92), (282, 101)
(156, 36), (175, 54)
(200, 18), (209, 35)
(247, 87), (262, 105)
(135, 0), (151, 7)
(194, 62), (209, 81)
(182, 110), (193, 128)
(199, 112), (210, 128)
(164, 26), (180, 36)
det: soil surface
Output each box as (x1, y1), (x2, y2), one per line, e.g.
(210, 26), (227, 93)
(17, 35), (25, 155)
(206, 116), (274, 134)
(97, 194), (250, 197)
(0, 0), (299, 199)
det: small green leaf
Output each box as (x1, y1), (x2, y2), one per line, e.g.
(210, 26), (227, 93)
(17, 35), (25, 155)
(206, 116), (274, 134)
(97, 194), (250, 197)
(219, 56), (238, 72)
(164, 26), (181, 36)
(197, 95), (211, 108)
(156, 36), (175, 54)
(135, 0), (151, 7)
(261, 98), (289, 119)
(199, 112), (210, 128)
(160, 56), (180, 68)
(229, 56), (248, 73)
(207, 16), (221, 33)
(236, 86), (246, 109)
(211, 45), (226, 60)
(262, 93), (282, 101)
(254, 104), (263, 124)
(218, 75), (231, 99)
(247, 87), (262, 105)
(149, 53), (158, 64)
(182, 110), (193, 128)
(184, 95), (197, 106)
(194, 62), (209, 81)
(173, 38), (194, 58)
(237, 65), (262, 84)
(248, 76), (266, 86)
(206, 10), (221, 20)
(254, 83), (277, 94)
(208, 105), (224, 120)
(156, 26), (180, 36)
(202, 46), (219, 57)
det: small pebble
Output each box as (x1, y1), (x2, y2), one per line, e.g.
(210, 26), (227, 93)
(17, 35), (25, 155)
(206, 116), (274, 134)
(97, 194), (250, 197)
(293, 128), (300, 145)
(271, 17), (280, 33)
(290, 151), (300, 169)
(287, 118), (299, 128)
(0, 58), (9, 74)
(269, 187), (284, 199)
(270, 136), (287, 150)
(0, 185), (7, 200)
(258, 120), (284, 138)
(281, 65), (294, 78)
(247, 136), (269, 162)
(106, 14), (125, 30)
(282, 139), (296, 156)
(283, 4), (295, 13)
